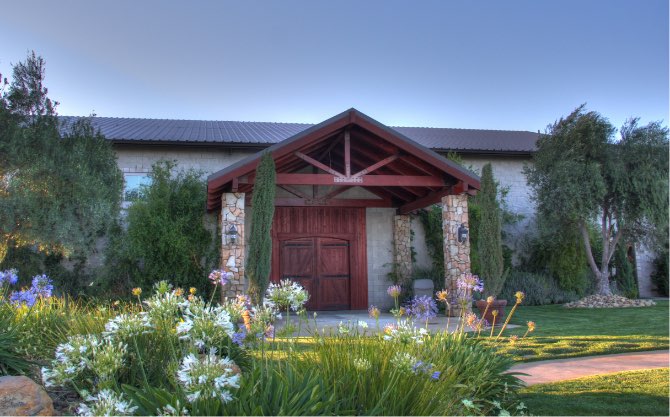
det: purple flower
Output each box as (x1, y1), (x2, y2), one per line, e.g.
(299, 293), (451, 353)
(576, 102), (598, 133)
(456, 273), (484, 294)
(232, 328), (246, 346)
(407, 295), (438, 322)
(264, 324), (275, 339)
(31, 274), (53, 298)
(10, 289), (37, 307)
(208, 269), (233, 286)
(387, 285), (402, 298)
(0, 269), (19, 286)
(431, 371), (441, 380)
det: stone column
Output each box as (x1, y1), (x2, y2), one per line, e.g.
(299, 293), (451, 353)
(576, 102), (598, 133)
(393, 214), (413, 291)
(441, 194), (471, 316)
(221, 193), (245, 301)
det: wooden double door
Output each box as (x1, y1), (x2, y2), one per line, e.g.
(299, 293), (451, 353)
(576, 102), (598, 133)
(271, 207), (368, 310)
(280, 237), (350, 310)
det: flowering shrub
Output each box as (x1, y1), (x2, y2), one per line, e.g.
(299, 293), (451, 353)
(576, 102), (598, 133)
(265, 279), (309, 312)
(0, 270), (54, 307)
(177, 350), (241, 403)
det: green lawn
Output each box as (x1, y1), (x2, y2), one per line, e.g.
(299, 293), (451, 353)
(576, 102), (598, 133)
(519, 368), (670, 416)
(482, 300), (669, 361)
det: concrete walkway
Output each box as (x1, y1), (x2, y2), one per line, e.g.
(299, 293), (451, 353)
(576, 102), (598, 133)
(509, 350), (670, 386)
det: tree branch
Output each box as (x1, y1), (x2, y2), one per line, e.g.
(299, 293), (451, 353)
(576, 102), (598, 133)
(579, 221), (601, 276)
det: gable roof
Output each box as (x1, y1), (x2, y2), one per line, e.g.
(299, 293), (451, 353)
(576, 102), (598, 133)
(58, 116), (538, 153)
(206, 108), (481, 212)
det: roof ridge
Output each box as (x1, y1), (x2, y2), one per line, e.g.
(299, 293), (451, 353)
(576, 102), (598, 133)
(392, 125), (536, 134)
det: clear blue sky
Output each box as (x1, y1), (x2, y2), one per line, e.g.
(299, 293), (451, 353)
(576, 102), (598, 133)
(2, 0), (667, 132)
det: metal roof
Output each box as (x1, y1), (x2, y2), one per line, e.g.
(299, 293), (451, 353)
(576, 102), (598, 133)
(58, 115), (538, 153)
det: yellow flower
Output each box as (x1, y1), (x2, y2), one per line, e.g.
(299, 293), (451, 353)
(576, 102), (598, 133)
(486, 296), (495, 304)
(189, 287), (197, 295)
(514, 291), (525, 304)
(436, 289), (449, 302)
(508, 335), (519, 345)
(174, 287), (184, 297)
(399, 307), (407, 316)
(491, 309), (499, 317)
(132, 287), (142, 297)
(527, 321), (536, 332)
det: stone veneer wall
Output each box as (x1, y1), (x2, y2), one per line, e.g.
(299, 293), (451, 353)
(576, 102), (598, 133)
(441, 194), (471, 316)
(393, 215), (413, 288)
(220, 193), (246, 300)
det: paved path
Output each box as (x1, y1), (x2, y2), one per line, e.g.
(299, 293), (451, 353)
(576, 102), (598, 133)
(509, 350), (669, 386)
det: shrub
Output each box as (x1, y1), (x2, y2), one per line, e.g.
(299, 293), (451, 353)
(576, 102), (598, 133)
(499, 271), (579, 306)
(0, 304), (32, 375)
(612, 243), (638, 298)
(650, 244), (669, 297)
(477, 163), (507, 297)
(107, 161), (219, 295)
(246, 152), (276, 304)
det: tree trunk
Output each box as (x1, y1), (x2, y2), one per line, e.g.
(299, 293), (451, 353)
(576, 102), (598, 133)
(595, 270), (612, 295)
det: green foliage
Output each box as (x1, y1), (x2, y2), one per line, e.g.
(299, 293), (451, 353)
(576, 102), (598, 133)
(525, 105), (669, 294)
(0, 52), (122, 265)
(499, 271), (579, 306)
(418, 205), (446, 278)
(110, 161), (219, 294)
(520, 222), (592, 296)
(650, 226), (668, 297)
(476, 163), (507, 297)
(246, 152), (276, 304)
(612, 242), (638, 298)
(0, 304), (32, 375)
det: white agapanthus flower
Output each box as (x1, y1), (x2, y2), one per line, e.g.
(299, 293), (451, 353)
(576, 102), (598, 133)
(144, 289), (185, 323)
(177, 301), (235, 350)
(265, 279), (309, 311)
(76, 389), (137, 416)
(390, 352), (418, 373)
(353, 357), (372, 371)
(176, 352), (241, 404)
(42, 334), (101, 387)
(103, 312), (152, 339)
(382, 319), (427, 344)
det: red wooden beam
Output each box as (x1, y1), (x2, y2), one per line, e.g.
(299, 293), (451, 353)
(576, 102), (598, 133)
(240, 173), (446, 187)
(344, 128), (351, 177)
(398, 188), (453, 214)
(274, 198), (391, 208)
(352, 153), (400, 178)
(294, 151), (343, 177)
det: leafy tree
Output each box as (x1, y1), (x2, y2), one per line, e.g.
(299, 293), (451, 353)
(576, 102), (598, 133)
(118, 160), (219, 293)
(246, 152), (276, 304)
(476, 163), (508, 297)
(0, 52), (122, 265)
(525, 105), (668, 295)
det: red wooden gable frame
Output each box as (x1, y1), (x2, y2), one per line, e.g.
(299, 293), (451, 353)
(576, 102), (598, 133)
(206, 108), (480, 213)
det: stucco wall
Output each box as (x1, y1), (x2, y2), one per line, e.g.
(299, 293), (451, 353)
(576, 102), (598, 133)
(115, 144), (256, 175)
(366, 208), (396, 309)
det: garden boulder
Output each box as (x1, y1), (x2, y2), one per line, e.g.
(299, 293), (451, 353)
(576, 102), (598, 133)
(0, 376), (54, 416)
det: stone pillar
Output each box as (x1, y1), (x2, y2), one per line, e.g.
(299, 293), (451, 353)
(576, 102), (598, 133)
(221, 193), (245, 301)
(393, 215), (413, 291)
(441, 194), (471, 316)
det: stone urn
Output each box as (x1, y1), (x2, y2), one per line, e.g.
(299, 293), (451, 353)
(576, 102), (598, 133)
(475, 299), (507, 326)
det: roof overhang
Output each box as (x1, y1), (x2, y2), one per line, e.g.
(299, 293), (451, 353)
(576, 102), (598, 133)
(206, 108), (480, 212)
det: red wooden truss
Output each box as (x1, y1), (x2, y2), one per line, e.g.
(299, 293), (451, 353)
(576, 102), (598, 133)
(207, 108), (480, 213)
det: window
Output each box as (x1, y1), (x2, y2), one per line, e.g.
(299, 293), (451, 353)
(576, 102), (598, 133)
(123, 173), (151, 202)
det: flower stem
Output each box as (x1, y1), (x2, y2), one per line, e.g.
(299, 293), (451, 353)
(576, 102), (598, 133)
(496, 301), (520, 340)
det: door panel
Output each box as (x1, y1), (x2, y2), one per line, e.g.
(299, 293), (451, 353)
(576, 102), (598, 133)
(280, 239), (316, 310)
(318, 239), (350, 310)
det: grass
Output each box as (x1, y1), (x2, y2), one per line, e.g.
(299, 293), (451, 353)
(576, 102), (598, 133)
(519, 368), (670, 416)
(481, 300), (669, 361)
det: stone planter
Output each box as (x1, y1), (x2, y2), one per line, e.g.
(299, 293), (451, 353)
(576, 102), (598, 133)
(475, 299), (507, 326)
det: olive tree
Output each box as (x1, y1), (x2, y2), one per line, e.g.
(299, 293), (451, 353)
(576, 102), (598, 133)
(525, 105), (668, 295)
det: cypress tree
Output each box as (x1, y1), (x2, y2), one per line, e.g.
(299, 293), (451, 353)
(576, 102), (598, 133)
(477, 163), (506, 297)
(246, 152), (276, 304)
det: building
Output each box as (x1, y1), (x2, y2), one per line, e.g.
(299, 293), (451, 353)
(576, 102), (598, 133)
(59, 108), (657, 307)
